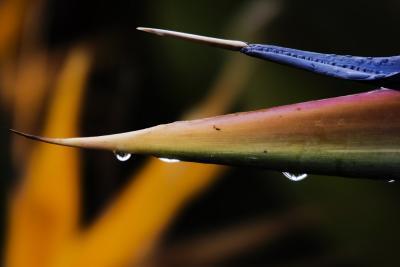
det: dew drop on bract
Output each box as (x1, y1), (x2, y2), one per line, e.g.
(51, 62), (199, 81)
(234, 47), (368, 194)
(114, 151), (131, 162)
(159, 158), (181, 163)
(282, 172), (308, 182)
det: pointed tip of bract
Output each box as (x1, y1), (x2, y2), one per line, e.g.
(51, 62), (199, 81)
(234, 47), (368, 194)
(10, 129), (42, 141)
(10, 128), (135, 151)
(136, 27), (160, 35)
(136, 27), (172, 37)
(136, 26), (248, 51)
(10, 129), (61, 145)
(10, 129), (85, 149)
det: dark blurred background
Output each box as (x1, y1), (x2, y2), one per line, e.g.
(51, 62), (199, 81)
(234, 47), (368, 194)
(2, 0), (400, 266)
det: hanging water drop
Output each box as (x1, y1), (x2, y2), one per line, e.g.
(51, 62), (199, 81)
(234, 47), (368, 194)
(282, 172), (308, 182)
(159, 158), (181, 163)
(114, 151), (131, 162)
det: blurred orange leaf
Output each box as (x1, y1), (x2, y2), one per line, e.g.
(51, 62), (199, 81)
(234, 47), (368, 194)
(6, 45), (92, 267)
(7, 1), (281, 267)
(0, 0), (27, 60)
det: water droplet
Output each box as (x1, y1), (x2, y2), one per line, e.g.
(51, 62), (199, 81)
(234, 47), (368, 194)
(388, 179), (396, 183)
(282, 172), (308, 182)
(114, 151), (131, 162)
(159, 158), (180, 163)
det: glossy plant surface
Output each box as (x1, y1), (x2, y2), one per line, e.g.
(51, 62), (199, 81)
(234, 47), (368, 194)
(138, 27), (400, 88)
(13, 89), (400, 179)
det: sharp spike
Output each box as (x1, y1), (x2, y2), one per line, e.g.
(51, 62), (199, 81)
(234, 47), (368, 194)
(10, 129), (55, 144)
(136, 27), (248, 51)
(9, 129), (116, 150)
